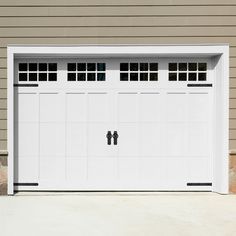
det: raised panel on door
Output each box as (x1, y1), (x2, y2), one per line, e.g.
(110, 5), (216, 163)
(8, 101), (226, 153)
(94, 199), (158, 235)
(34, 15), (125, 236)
(87, 92), (116, 182)
(117, 93), (139, 183)
(14, 93), (39, 184)
(39, 93), (65, 181)
(66, 93), (87, 183)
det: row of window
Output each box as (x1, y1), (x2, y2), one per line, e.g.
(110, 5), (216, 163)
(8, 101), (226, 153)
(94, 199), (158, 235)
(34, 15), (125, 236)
(19, 73), (57, 82)
(169, 63), (207, 72)
(19, 63), (57, 71)
(18, 62), (208, 82)
(120, 63), (158, 71)
(68, 63), (106, 72)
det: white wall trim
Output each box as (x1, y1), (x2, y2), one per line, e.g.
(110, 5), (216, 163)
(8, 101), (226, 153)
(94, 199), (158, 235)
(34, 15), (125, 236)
(7, 44), (229, 195)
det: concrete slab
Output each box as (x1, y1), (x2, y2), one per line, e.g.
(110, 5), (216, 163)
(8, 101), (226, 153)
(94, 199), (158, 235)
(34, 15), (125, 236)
(0, 192), (236, 236)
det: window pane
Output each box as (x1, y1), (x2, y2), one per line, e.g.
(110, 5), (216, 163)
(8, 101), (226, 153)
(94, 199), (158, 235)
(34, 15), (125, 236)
(130, 73), (138, 81)
(68, 73), (76, 81)
(97, 63), (106, 71)
(29, 73), (37, 81)
(49, 73), (57, 81)
(150, 63), (158, 71)
(120, 73), (128, 81)
(179, 73), (187, 81)
(87, 73), (96, 81)
(188, 63), (197, 71)
(29, 63), (37, 71)
(198, 63), (207, 71)
(189, 73), (197, 81)
(130, 63), (138, 71)
(169, 73), (177, 81)
(68, 63), (76, 71)
(19, 63), (27, 71)
(179, 63), (187, 71)
(77, 63), (86, 71)
(39, 73), (47, 81)
(49, 63), (57, 71)
(97, 73), (106, 81)
(150, 73), (158, 81)
(39, 63), (47, 71)
(120, 63), (129, 71)
(77, 73), (86, 81)
(198, 73), (207, 81)
(140, 73), (148, 81)
(19, 73), (27, 81)
(140, 63), (148, 71)
(87, 63), (96, 71)
(169, 63), (177, 71)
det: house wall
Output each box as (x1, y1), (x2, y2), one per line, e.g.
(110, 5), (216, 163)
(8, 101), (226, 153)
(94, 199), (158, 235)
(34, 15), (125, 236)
(1, 0), (236, 195)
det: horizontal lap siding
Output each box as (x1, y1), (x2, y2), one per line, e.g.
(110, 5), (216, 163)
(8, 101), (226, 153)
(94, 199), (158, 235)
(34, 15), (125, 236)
(0, 1), (236, 150)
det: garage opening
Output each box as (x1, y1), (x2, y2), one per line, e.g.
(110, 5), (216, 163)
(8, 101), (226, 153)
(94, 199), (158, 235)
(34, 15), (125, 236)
(7, 45), (229, 194)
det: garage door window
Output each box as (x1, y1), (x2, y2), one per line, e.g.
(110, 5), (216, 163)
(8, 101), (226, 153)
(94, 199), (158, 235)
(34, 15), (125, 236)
(67, 63), (106, 81)
(120, 62), (158, 81)
(18, 63), (57, 82)
(168, 62), (207, 82)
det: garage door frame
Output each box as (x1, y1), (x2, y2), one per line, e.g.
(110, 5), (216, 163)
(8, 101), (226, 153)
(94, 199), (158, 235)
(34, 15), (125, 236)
(7, 44), (229, 195)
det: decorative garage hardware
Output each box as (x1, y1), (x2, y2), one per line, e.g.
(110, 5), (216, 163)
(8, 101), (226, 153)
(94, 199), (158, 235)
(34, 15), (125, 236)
(67, 63), (106, 81)
(187, 84), (213, 87)
(187, 183), (212, 186)
(14, 83), (39, 87)
(120, 62), (158, 81)
(106, 131), (112, 145)
(113, 131), (119, 145)
(106, 131), (119, 145)
(168, 62), (207, 81)
(14, 183), (39, 186)
(18, 63), (57, 82)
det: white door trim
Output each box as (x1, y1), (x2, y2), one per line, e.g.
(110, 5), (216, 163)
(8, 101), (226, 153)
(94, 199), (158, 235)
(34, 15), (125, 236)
(7, 44), (229, 195)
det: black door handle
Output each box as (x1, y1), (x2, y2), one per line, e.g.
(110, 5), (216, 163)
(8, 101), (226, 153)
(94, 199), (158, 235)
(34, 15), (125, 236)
(113, 131), (119, 145)
(106, 131), (112, 145)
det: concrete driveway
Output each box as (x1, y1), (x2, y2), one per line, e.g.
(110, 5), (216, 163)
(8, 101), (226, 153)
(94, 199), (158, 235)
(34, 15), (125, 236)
(0, 192), (236, 236)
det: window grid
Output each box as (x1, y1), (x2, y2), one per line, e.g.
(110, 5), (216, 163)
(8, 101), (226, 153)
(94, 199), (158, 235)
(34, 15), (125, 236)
(120, 63), (159, 81)
(18, 63), (57, 82)
(168, 62), (207, 82)
(67, 63), (106, 81)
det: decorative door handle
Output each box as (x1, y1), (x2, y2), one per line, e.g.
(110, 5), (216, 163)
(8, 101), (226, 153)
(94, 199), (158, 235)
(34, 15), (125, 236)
(113, 131), (119, 145)
(106, 131), (112, 145)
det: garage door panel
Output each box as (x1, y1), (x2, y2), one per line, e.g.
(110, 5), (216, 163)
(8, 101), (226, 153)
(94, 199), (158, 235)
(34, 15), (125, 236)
(118, 93), (138, 122)
(188, 93), (210, 122)
(140, 93), (163, 122)
(166, 94), (188, 122)
(40, 123), (65, 157)
(87, 158), (116, 181)
(118, 157), (139, 181)
(188, 123), (209, 156)
(140, 124), (163, 157)
(66, 93), (87, 122)
(118, 124), (138, 157)
(187, 158), (212, 183)
(40, 93), (64, 122)
(17, 93), (38, 122)
(139, 158), (166, 184)
(88, 123), (113, 157)
(14, 157), (38, 183)
(66, 158), (87, 182)
(40, 158), (65, 181)
(16, 123), (38, 157)
(166, 124), (188, 156)
(66, 123), (87, 157)
(88, 93), (110, 122)
(166, 158), (188, 185)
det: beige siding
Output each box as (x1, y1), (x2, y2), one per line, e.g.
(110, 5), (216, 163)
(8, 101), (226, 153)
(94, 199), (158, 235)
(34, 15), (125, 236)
(0, 0), (236, 149)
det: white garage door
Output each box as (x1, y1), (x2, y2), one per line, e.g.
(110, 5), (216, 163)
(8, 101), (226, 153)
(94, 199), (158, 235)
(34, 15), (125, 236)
(14, 58), (213, 191)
